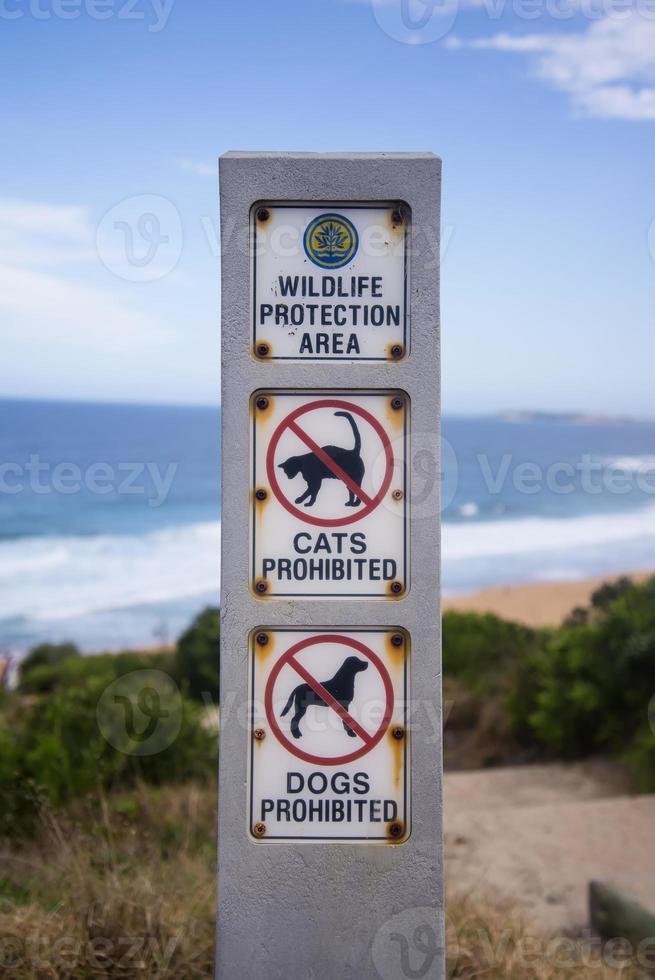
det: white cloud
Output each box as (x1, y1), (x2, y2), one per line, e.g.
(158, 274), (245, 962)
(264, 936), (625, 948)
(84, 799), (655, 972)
(176, 158), (215, 177)
(0, 200), (168, 350)
(0, 265), (163, 348)
(0, 199), (90, 239)
(0, 200), (95, 267)
(448, 13), (655, 120)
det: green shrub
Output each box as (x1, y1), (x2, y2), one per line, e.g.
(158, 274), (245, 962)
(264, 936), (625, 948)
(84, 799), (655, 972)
(517, 577), (655, 784)
(2, 667), (217, 824)
(626, 727), (655, 792)
(590, 576), (633, 611)
(18, 641), (79, 689)
(0, 726), (40, 836)
(0, 610), (221, 830)
(447, 576), (655, 790)
(523, 625), (605, 757)
(442, 610), (538, 695)
(18, 648), (174, 695)
(173, 606), (220, 701)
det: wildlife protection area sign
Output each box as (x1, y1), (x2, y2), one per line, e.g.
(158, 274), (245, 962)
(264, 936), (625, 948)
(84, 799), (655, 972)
(251, 204), (408, 361)
(251, 390), (408, 597)
(249, 628), (409, 842)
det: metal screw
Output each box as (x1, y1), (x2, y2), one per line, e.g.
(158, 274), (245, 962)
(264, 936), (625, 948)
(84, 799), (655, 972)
(390, 396), (404, 411)
(257, 208), (270, 222)
(389, 822), (403, 838)
(256, 342), (270, 357)
(255, 488), (267, 501)
(255, 580), (268, 594)
(390, 633), (404, 647)
(390, 344), (403, 359)
(253, 728), (266, 741)
(256, 632), (269, 646)
(256, 396), (269, 411)
(390, 581), (403, 595)
(391, 209), (403, 225)
(392, 489), (403, 501)
(392, 726), (404, 740)
(253, 822), (266, 837)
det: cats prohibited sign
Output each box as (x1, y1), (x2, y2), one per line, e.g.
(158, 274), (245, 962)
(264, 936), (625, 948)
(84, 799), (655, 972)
(251, 391), (409, 598)
(248, 628), (409, 842)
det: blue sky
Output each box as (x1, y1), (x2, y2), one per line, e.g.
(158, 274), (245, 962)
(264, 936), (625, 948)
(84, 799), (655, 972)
(0, 0), (654, 414)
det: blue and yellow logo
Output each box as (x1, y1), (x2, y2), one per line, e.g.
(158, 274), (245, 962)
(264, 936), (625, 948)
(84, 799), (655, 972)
(303, 213), (359, 269)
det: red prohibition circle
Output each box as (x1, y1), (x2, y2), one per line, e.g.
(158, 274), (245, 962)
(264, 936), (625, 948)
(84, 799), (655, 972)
(265, 398), (395, 528)
(264, 634), (394, 766)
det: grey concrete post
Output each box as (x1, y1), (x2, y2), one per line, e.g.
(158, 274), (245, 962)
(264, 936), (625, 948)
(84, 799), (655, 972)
(218, 152), (444, 979)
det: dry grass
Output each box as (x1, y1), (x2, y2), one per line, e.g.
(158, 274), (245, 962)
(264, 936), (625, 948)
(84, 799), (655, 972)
(0, 783), (217, 978)
(0, 782), (645, 978)
(447, 892), (643, 978)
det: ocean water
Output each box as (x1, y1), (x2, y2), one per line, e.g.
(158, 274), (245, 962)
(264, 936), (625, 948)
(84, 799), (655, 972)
(2, 398), (655, 653)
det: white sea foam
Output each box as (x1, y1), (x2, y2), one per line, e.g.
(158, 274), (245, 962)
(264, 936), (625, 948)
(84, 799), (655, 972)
(0, 522), (220, 622)
(2, 505), (655, 633)
(442, 504), (655, 562)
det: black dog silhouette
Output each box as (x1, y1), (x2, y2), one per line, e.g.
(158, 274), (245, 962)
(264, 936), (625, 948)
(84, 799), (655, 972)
(278, 411), (365, 508)
(280, 656), (368, 739)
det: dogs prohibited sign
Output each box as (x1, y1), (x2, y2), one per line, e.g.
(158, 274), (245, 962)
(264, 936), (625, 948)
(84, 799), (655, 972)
(251, 204), (409, 362)
(251, 391), (408, 597)
(249, 629), (409, 842)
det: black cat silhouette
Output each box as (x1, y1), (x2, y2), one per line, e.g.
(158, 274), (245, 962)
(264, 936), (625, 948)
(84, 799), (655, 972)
(280, 656), (369, 739)
(278, 411), (365, 508)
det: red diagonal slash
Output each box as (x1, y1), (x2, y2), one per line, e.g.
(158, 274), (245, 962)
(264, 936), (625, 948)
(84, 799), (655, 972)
(287, 653), (373, 745)
(287, 419), (374, 509)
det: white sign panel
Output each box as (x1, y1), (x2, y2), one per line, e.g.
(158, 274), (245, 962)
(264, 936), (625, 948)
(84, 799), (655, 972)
(249, 628), (409, 842)
(251, 204), (408, 361)
(251, 391), (408, 598)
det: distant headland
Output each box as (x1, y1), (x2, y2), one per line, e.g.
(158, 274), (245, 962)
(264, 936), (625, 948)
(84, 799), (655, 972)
(495, 411), (647, 426)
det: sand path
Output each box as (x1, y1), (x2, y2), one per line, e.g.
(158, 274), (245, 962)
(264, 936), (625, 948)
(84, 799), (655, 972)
(444, 762), (655, 933)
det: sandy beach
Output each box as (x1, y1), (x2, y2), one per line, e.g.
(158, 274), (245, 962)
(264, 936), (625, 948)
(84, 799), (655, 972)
(443, 571), (652, 628)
